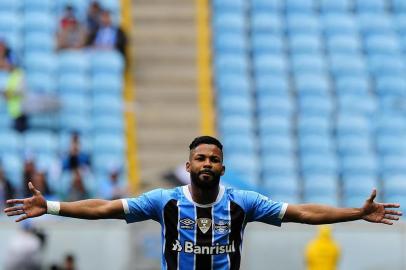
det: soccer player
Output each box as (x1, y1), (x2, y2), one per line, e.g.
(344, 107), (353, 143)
(4, 136), (402, 270)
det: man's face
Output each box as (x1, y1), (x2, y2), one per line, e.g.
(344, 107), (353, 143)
(186, 144), (225, 189)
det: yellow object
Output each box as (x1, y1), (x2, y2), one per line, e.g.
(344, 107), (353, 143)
(196, 0), (216, 136)
(305, 225), (341, 270)
(5, 69), (24, 118)
(120, 0), (140, 195)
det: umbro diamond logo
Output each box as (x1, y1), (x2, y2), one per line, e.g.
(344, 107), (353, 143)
(180, 218), (195, 230)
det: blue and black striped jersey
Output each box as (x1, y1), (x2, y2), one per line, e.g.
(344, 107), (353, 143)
(122, 185), (288, 270)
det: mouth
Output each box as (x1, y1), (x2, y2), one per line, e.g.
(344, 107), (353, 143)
(199, 170), (214, 177)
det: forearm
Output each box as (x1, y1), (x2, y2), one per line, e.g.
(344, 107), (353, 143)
(296, 204), (364, 225)
(58, 199), (124, 220)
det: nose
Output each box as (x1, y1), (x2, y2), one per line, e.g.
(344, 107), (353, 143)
(203, 158), (212, 168)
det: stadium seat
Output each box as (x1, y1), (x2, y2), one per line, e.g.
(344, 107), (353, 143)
(337, 134), (373, 156)
(262, 154), (297, 175)
(252, 33), (284, 54)
(24, 131), (59, 155)
(212, 0), (247, 12)
(355, 0), (386, 13)
(24, 53), (57, 74)
(285, 0), (315, 12)
(24, 32), (55, 53)
(58, 51), (90, 74)
(214, 33), (248, 53)
(257, 96), (295, 117)
(251, 12), (283, 34)
(289, 34), (323, 54)
(92, 133), (125, 155)
(0, 0), (22, 12)
(59, 132), (92, 153)
(335, 76), (370, 96)
(342, 174), (377, 197)
(225, 154), (259, 185)
(23, 0), (55, 12)
(376, 134), (406, 155)
(92, 114), (124, 134)
(297, 96), (334, 116)
(90, 51), (124, 75)
(253, 54), (288, 75)
(222, 134), (257, 155)
(321, 14), (358, 36)
(297, 115), (332, 135)
(0, 12), (21, 33)
(291, 54), (326, 74)
(319, 0), (351, 13)
(383, 175), (406, 196)
(326, 34), (362, 54)
(59, 113), (92, 133)
(336, 114), (371, 136)
(58, 74), (90, 94)
(215, 54), (249, 74)
(294, 74), (331, 97)
(300, 153), (338, 175)
(60, 93), (90, 114)
(26, 72), (56, 93)
(367, 55), (406, 76)
(375, 75), (406, 97)
(259, 134), (295, 154)
(364, 35), (401, 55)
(23, 12), (56, 33)
(303, 173), (338, 198)
(255, 75), (290, 97)
(340, 154), (378, 176)
(251, 0), (283, 12)
(212, 11), (246, 34)
(92, 94), (123, 115)
(0, 130), (23, 154)
(287, 14), (320, 34)
(218, 115), (255, 136)
(337, 94), (377, 116)
(299, 135), (335, 155)
(218, 96), (254, 116)
(258, 115), (293, 136)
(215, 74), (251, 96)
(381, 154), (406, 176)
(357, 13), (393, 36)
(1, 154), (23, 188)
(329, 53), (367, 77)
(91, 74), (123, 94)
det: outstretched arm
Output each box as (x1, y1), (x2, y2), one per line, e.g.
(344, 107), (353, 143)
(4, 182), (125, 222)
(283, 189), (402, 225)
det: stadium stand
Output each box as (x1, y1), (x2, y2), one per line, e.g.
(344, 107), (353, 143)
(0, 0), (125, 201)
(211, 0), (406, 208)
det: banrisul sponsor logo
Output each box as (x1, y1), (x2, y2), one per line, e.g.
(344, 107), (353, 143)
(214, 220), (230, 234)
(197, 218), (212, 234)
(172, 240), (236, 255)
(179, 218), (195, 230)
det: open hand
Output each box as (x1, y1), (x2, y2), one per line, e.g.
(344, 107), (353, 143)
(4, 182), (47, 222)
(362, 189), (402, 225)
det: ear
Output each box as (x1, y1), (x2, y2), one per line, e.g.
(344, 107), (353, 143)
(221, 165), (225, 176)
(186, 161), (191, 173)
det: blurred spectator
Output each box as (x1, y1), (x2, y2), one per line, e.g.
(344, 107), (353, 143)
(100, 164), (128, 200)
(60, 5), (77, 29)
(1, 60), (28, 132)
(0, 39), (14, 70)
(63, 254), (76, 270)
(86, 1), (102, 40)
(57, 10), (87, 50)
(31, 170), (54, 200)
(0, 162), (15, 211)
(89, 10), (127, 55)
(66, 169), (89, 201)
(22, 154), (36, 197)
(62, 131), (91, 171)
(4, 222), (43, 270)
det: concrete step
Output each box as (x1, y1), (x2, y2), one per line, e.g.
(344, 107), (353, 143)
(135, 85), (197, 102)
(132, 26), (196, 44)
(133, 5), (195, 22)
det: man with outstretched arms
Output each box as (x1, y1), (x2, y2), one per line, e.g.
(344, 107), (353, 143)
(4, 136), (402, 270)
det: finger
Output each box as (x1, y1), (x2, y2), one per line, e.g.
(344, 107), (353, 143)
(28, 182), (40, 196)
(381, 219), (393, 225)
(385, 210), (402, 216)
(385, 215), (400, 221)
(6, 210), (25, 216)
(6, 199), (25, 205)
(4, 206), (24, 213)
(383, 203), (400, 208)
(367, 188), (377, 202)
(15, 214), (28, 223)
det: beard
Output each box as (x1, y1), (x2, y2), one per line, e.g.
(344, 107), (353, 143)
(190, 170), (221, 189)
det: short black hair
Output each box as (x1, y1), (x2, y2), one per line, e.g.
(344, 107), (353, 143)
(189, 136), (223, 151)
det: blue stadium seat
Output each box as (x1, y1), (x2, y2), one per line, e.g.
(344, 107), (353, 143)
(59, 132), (92, 153)
(92, 94), (123, 114)
(364, 35), (401, 55)
(60, 93), (90, 114)
(23, 0), (55, 12)
(383, 175), (406, 196)
(381, 154), (406, 176)
(375, 75), (406, 97)
(289, 34), (323, 54)
(58, 74), (90, 94)
(215, 54), (249, 74)
(90, 51), (124, 75)
(294, 74), (331, 97)
(222, 134), (257, 155)
(337, 134), (373, 156)
(263, 175), (299, 201)
(59, 113), (91, 133)
(297, 96), (334, 116)
(304, 195), (339, 206)
(24, 131), (59, 155)
(342, 195), (368, 208)
(301, 153), (338, 175)
(291, 54), (326, 74)
(24, 53), (57, 74)
(394, 13), (406, 35)
(303, 173), (338, 197)
(212, 11), (246, 34)
(91, 74), (123, 94)
(214, 33), (248, 53)
(297, 115), (332, 135)
(367, 55), (406, 76)
(299, 135), (335, 155)
(376, 113), (406, 135)
(341, 154), (378, 176)
(0, 130), (23, 154)
(99, 0), (121, 14)
(252, 33), (284, 54)
(262, 154), (297, 175)
(255, 75), (290, 97)
(329, 53), (367, 77)
(218, 96), (254, 116)
(321, 14), (357, 36)
(93, 133), (125, 155)
(1, 154), (23, 188)
(257, 96), (295, 117)
(23, 12), (56, 33)
(251, 12), (283, 34)
(251, 0), (283, 12)
(336, 114), (371, 136)
(392, 0), (406, 12)
(218, 115), (255, 136)
(0, 0), (22, 12)
(212, 0), (247, 12)
(319, 0), (351, 13)
(259, 134), (295, 154)
(355, 0), (386, 13)
(326, 34), (361, 54)
(376, 134), (406, 155)
(337, 94), (377, 116)
(225, 154), (259, 185)
(342, 174), (377, 197)
(92, 114), (124, 134)
(93, 153), (125, 174)
(0, 12), (21, 33)
(58, 51), (90, 74)
(287, 14), (321, 34)
(357, 13), (393, 36)
(286, 0), (315, 12)
(258, 115), (293, 136)
(335, 76), (370, 96)
(24, 32), (55, 53)
(216, 74), (251, 96)
(253, 54), (288, 75)
(26, 72), (56, 93)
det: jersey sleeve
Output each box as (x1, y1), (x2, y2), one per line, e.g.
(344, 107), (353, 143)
(244, 191), (288, 226)
(122, 188), (163, 223)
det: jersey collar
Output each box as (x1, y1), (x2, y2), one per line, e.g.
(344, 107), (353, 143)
(182, 185), (225, 208)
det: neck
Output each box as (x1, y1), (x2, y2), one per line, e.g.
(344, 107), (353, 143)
(188, 183), (220, 205)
